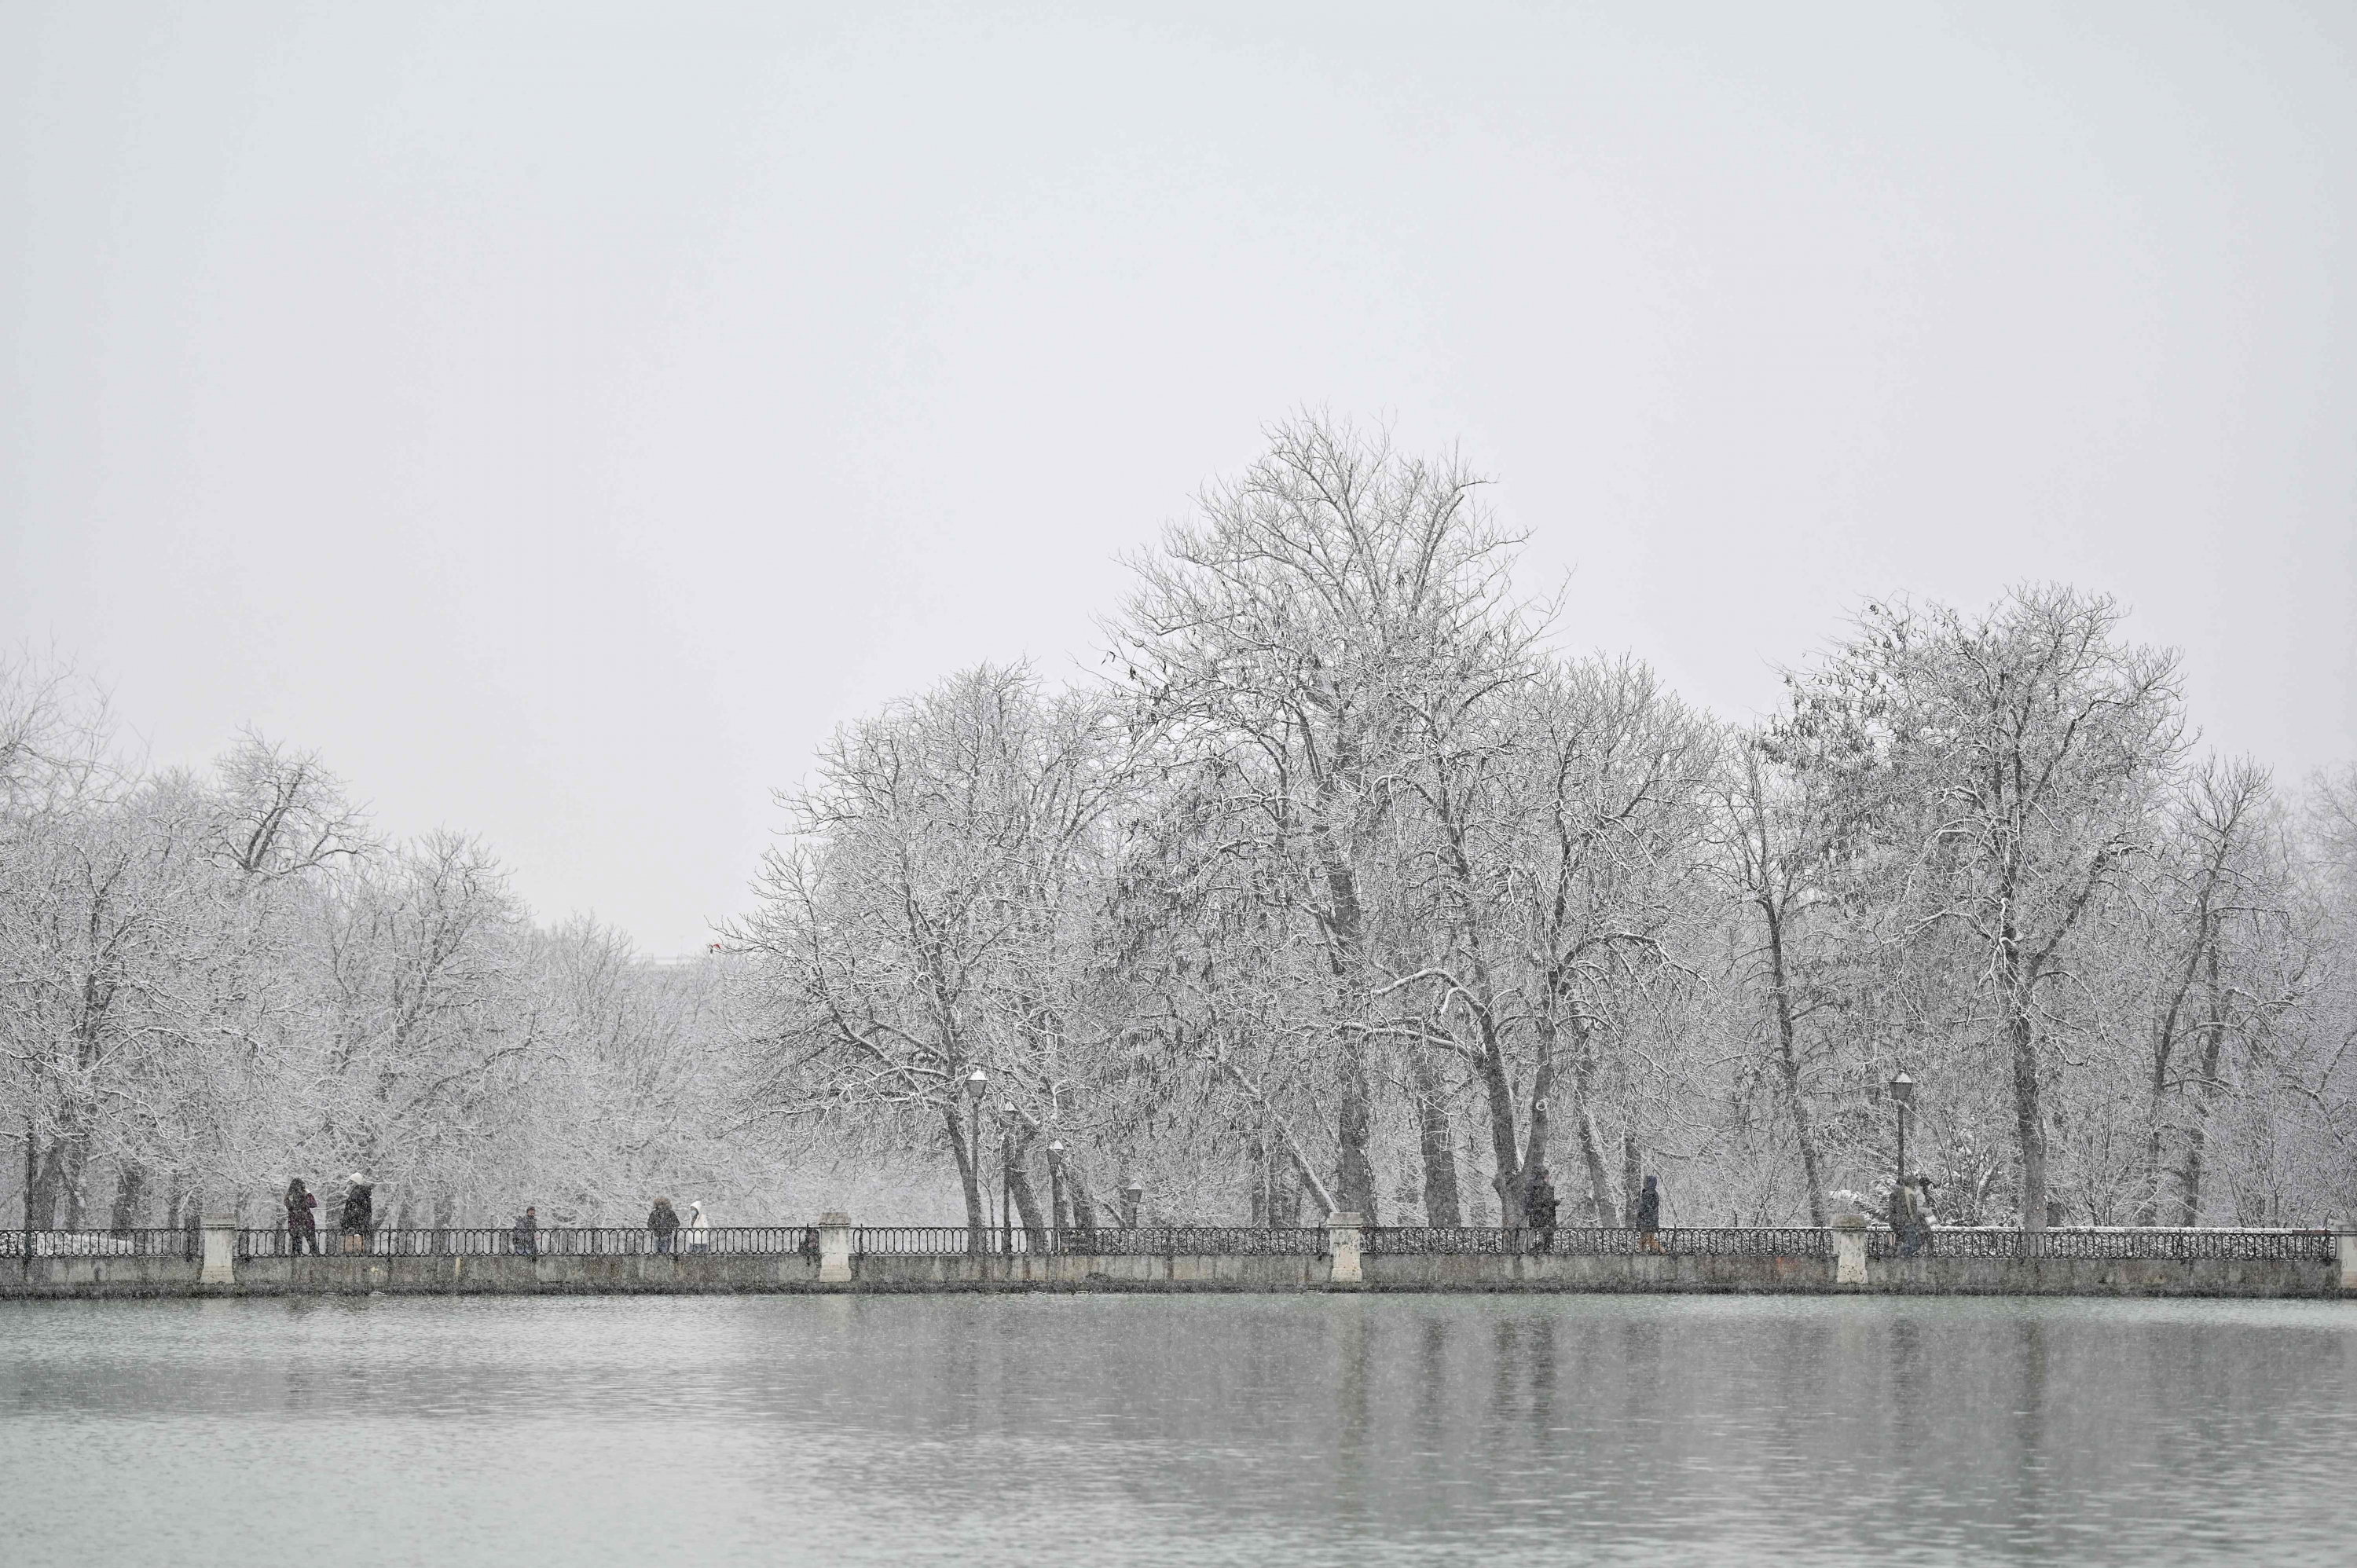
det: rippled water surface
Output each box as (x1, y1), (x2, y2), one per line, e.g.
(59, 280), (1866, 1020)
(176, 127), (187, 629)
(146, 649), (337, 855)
(3, 1291), (2354, 1565)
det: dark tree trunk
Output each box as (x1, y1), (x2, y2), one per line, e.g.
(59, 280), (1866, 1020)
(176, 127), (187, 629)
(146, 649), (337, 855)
(2178, 954), (2231, 1227)
(1316, 815), (1378, 1222)
(1006, 1128), (1050, 1251)
(1759, 898), (1828, 1225)
(1336, 1043), (1376, 1222)
(27, 1138), (70, 1231)
(109, 1163), (148, 1233)
(1564, 1018), (1615, 1225)
(1061, 1155), (1102, 1240)
(1411, 1053), (1461, 1226)
(944, 1102), (986, 1250)
(1248, 1134), (1303, 1226)
(20, 1120), (37, 1233)
(2002, 922), (2048, 1232)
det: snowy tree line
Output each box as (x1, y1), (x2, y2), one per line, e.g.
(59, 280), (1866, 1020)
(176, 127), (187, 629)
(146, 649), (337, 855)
(9, 418), (2355, 1234)
(0, 668), (750, 1229)
(732, 419), (2357, 1236)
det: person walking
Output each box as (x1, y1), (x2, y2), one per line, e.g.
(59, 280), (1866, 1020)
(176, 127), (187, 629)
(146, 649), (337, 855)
(338, 1174), (373, 1255)
(1634, 1174), (1662, 1253)
(1522, 1167), (1559, 1253)
(648, 1197), (680, 1255)
(1910, 1176), (1938, 1257)
(284, 1178), (319, 1256)
(1888, 1177), (1922, 1258)
(512, 1206), (538, 1258)
(684, 1201), (709, 1254)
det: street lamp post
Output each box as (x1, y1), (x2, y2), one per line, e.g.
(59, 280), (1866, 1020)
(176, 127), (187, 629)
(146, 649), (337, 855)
(1000, 1101), (1017, 1258)
(21, 1115), (34, 1282)
(1888, 1070), (1915, 1192)
(964, 1068), (988, 1255)
(1047, 1139), (1065, 1255)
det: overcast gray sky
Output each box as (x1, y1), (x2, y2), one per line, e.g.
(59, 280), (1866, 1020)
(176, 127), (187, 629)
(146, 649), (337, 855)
(4, 2), (2352, 954)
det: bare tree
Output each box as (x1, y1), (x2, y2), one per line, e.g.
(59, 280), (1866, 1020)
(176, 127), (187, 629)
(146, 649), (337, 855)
(732, 665), (1134, 1242)
(1111, 416), (1526, 1221)
(1772, 588), (2187, 1228)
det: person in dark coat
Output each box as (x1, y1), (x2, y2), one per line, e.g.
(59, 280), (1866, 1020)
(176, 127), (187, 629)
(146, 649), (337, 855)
(1911, 1177), (1938, 1257)
(338, 1174), (373, 1255)
(1523, 1168), (1559, 1253)
(1888, 1177), (1923, 1257)
(1634, 1174), (1662, 1252)
(512, 1207), (538, 1258)
(285, 1178), (319, 1255)
(648, 1197), (680, 1255)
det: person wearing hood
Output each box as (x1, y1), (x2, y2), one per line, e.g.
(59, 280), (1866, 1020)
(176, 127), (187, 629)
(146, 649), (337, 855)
(338, 1174), (373, 1255)
(284, 1178), (320, 1256)
(648, 1197), (680, 1255)
(1522, 1168), (1558, 1253)
(512, 1206), (538, 1258)
(1635, 1174), (1662, 1253)
(684, 1201), (709, 1254)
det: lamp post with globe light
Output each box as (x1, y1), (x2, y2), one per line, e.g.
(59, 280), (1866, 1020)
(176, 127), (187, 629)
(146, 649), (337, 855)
(1001, 1101), (1017, 1258)
(1889, 1070), (1915, 1192)
(964, 1068), (987, 1254)
(1047, 1139), (1065, 1254)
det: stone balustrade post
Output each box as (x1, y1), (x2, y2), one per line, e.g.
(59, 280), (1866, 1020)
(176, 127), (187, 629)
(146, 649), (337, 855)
(2339, 1227), (2356, 1292)
(1832, 1214), (1868, 1286)
(818, 1212), (852, 1283)
(200, 1214), (237, 1285)
(1327, 1211), (1364, 1286)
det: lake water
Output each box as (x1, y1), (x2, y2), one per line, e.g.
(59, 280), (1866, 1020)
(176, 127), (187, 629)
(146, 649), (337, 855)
(2, 1292), (2352, 1566)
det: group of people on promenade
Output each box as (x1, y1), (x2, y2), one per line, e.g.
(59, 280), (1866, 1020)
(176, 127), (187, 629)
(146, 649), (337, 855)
(275, 1169), (1923, 1255)
(1515, 1167), (1938, 1254)
(281, 1174), (371, 1255)
(1517, 1167), (1664, 1251)
(1889, 1174), (1938, 1256)
(280, 1178), (709, 1255)
(512, 1199), (710, 1255)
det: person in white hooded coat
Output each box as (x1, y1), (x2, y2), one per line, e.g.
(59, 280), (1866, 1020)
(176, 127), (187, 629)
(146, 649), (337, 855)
(684, 1201), (710, 1254)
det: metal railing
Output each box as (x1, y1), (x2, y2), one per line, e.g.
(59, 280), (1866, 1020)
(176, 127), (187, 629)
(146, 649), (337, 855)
(1368, 1225), (1836, 1258)
(8, 1222), (2339, 1266)
(236, 1225), (824, 1260)
(1086, 1225), (1330, 1256)
(849, 1225), (1333, 1256)
(1867, 1226), (2339, 1262)
(0, 1228), (200, 1259)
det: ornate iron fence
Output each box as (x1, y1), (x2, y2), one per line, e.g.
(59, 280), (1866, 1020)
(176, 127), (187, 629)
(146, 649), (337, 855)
(1867, 1227), (2338, 1262)
(851, 1225), (1332, 1256)
(0, 1229), (200, 1259)
(12, 1222), (2337, 1265)
(1367, 1225), (1835, 1258)
(1069, 1225), (1330, 1256)
(235, 1225), (825, 1260)
(852, 1226), (984, 1256)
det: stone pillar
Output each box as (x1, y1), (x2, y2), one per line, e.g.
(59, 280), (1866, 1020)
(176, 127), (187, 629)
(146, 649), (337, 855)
(1120, 1184), (1144, 1228)
(818, 1212), (852, 1283)
(2339, 1229), (2356, 1291)
(1832, 1216), (1868, 1286)
(1328, 1211), (1364, 1286)
(200, 1214), (237, 1286)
